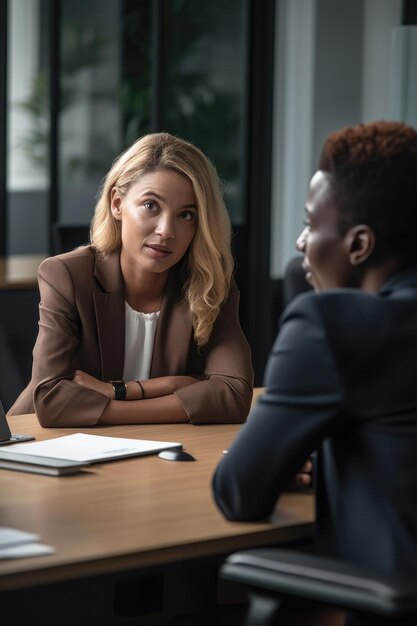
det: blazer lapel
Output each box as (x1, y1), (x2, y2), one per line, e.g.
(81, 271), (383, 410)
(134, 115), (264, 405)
(93, 249), (126, 381)
(151, 266), (193, 377)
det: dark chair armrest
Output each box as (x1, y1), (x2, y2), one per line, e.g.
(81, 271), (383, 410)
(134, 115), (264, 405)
(221, 549), (417, 617)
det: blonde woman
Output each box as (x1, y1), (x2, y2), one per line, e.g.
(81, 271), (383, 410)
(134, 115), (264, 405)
(10, 133), (253, 427)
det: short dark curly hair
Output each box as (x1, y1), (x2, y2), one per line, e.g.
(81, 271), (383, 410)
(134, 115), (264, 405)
(319, 120), (417, 260)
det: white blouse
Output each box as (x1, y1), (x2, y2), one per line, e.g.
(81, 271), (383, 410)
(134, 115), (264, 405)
(123, 302), (160, 381)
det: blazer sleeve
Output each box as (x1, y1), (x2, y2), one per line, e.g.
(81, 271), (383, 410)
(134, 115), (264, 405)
(10, 256), (110, 426)
(212, 295), (345, 520)
(174, 284), (254, 425)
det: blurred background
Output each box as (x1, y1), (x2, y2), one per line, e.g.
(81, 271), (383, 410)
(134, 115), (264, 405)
(1, 0), (416, 406)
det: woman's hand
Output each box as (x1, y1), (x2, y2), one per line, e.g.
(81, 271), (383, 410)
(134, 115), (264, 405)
(72, 371), (200, 401)
(73, 370), (114, 398)
(135, 375), (200, 399)
(168, 376), (201, 392)
(290, 458), (313, 490)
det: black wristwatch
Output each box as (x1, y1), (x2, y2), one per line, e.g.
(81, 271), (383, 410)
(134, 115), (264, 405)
(108, 380), (127, 400)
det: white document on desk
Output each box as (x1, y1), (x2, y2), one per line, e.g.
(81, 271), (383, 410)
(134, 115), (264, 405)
(0, 433), (182, 463)
(0, 527), (55, 559)
(0, 527), (39, 549)
(0, 543), (55, 559)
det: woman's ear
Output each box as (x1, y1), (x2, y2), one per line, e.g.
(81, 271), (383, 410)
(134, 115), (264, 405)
(345, 225), (376, 266)
(110, 187), (123, 221)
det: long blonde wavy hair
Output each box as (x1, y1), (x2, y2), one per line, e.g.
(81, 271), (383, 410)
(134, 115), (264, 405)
(90, 132), (234, 346)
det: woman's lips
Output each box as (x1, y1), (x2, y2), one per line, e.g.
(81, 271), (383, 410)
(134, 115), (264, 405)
(145, 244), (173, 259)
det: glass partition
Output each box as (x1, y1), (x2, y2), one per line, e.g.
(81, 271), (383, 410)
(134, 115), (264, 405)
(58, 0), (124, 226)
(7, 0), (50, 254)
(5, 0), (249, 253)
(162, 0), (248, 224)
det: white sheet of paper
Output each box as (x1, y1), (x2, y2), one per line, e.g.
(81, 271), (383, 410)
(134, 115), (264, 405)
(1, 433), (182, 463)
(0, 542), (55, 559)
(0, 527), (40, 548)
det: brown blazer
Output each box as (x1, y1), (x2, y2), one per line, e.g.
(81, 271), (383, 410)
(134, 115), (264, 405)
(9, 246), (254, 427)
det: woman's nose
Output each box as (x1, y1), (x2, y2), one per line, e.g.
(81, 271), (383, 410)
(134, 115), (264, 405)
(296, 228), (307, 252)
(155, 215), (175, 239)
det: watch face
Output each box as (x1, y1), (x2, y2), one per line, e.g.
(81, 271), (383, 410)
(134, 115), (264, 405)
(109, 381), (126, 400)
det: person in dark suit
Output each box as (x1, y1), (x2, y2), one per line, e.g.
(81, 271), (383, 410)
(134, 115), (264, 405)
(213, 121), (417, 621)
(9, 133), (253, 427)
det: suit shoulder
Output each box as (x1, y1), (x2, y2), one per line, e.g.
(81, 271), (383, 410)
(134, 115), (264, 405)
(39, 246), (96, 273)
(284, 288), (380, 320)
(281, 290), (388, 351)
(38, 247), (98, 298)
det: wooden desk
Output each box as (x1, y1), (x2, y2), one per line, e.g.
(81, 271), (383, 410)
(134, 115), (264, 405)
(0, 254), (44, 289)
(1, 415), (313, 624)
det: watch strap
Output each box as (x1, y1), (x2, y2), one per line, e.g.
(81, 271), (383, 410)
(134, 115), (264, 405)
(108, 380), (127, 400)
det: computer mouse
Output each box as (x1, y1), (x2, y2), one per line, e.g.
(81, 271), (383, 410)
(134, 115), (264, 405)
(158, 449), (196, 462)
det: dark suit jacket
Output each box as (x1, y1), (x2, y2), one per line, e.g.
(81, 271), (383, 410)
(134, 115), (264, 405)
(213, 267), (417, 577)
(9, 246), (253, 427)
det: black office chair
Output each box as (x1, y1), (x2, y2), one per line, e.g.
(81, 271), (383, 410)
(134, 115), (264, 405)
(52, 223), (90, 254)
(282, 256), (312, 309)
(0, 325), (24, 411)
(221, 548), (417, 625)
(0, 288), (40, 411)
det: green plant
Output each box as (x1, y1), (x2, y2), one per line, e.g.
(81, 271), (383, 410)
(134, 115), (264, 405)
(16, 20), (105, 171)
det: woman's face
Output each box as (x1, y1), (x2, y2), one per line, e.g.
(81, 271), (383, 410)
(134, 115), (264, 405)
(296, 170), (359, 291)
(111, 168), (198, 277)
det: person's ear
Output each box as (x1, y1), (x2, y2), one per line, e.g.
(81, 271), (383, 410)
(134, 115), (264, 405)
(344, 225), (376, 266)
(110, 187), (123, 221)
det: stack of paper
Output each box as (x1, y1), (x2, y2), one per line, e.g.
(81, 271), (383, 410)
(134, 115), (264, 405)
(0, 433), (182, 477)
(0, 452), (88, 476)
(0, 527), (54, 559)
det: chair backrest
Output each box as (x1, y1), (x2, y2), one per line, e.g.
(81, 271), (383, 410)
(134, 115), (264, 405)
(0, 325), (24, 411)
(52, 223), (90, 255)
(282, 255), (312, 308)
(0, 289), (40, 411)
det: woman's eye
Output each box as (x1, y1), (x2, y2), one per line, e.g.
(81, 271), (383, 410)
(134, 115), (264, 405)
(180, 210), (196, 222)
(144, 201), (156, 210)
